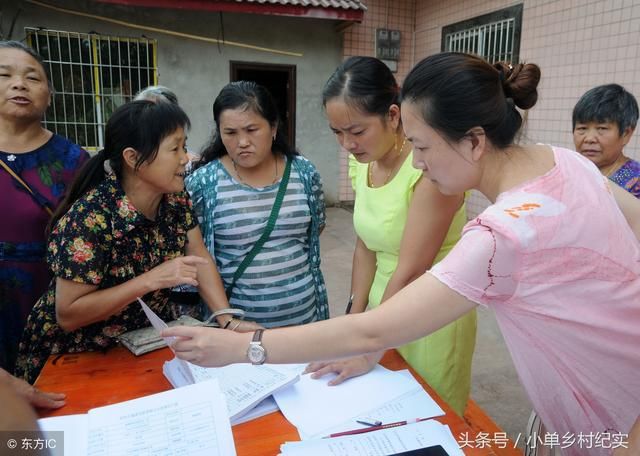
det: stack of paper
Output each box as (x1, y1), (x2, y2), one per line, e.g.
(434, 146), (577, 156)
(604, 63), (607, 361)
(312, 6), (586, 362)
(164, 357), (304, 424)
(136, 296), (305, 425)
(279, 419), (464, 456)
(38, 379), (236, 456)
(273, 366), (445, 439)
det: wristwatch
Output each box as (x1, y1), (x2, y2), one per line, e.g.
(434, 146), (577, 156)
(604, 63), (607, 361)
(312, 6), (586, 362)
(247, 329), (267, 365)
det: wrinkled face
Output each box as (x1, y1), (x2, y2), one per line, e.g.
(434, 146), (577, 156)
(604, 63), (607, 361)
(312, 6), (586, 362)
(135, 127), (189, 194)
(401, 100), (478, 195)
(0, 48), (51, 122)
(219, 107), (277, 169)
(325, 99), (397, 163)
(573, 121), (633, 170)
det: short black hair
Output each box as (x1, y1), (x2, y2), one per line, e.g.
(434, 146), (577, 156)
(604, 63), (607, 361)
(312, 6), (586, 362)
(572, 84), (639, 135)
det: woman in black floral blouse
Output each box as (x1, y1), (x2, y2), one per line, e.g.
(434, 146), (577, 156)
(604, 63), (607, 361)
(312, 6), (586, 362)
(15, 100), (260, 383)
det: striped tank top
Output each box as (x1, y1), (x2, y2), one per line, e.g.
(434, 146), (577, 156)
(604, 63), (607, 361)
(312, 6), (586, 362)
(212, 164), (318, 327)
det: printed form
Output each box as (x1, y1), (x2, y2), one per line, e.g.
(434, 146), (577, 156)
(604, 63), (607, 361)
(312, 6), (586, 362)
(298, 370), (445, 440)
(38, 379), (236, 456)
(139, 295), (303, 424)
(164, 357), (303, 421)
(274, 365), (427, 438)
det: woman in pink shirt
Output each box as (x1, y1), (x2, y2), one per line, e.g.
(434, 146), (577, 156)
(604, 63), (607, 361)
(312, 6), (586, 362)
(165, 53), (640, 455)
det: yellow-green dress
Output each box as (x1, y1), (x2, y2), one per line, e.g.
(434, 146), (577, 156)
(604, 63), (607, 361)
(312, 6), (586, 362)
(349, 153), (477, 415)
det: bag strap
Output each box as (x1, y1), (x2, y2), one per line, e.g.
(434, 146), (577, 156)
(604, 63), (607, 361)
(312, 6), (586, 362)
(0, 158), (54, 216)
(226, 157), (292, 299)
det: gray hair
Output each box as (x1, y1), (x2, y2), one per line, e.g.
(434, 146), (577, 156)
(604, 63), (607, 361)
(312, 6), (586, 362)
(134, 85), (179, 105)
(0, 40), (52, 90)
(573, 84), (639, 135)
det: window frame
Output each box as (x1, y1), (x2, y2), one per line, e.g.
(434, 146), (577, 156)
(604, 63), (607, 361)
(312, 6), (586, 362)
(25, 28), (158, 151)
(441, 4), (523, 64)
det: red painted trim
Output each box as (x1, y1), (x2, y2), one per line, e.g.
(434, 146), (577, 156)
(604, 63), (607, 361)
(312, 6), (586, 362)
(94, 0), (365, 22)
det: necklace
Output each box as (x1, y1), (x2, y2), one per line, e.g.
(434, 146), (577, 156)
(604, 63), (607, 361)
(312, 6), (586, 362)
(368, 135), (407, 188)
(232, 155), (279, 187)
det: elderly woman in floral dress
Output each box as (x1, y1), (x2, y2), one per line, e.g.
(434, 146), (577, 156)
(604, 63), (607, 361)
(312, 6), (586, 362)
(15, 100), (259, 383)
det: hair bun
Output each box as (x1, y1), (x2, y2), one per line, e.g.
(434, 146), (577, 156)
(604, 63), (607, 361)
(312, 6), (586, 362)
(494, 62), (541, 110)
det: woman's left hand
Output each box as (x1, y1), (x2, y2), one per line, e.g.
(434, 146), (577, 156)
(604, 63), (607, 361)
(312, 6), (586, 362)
(162, 326), (246, 367)
(303, 351), (384, 385)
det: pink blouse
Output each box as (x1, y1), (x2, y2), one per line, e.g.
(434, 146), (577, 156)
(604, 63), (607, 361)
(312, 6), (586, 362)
(431, 146), (640, 455)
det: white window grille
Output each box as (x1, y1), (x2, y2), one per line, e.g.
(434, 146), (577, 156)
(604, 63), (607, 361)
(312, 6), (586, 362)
(441, 4), (522, 65)
(26, 28), (157, 151)
(445, 18), (516, 64)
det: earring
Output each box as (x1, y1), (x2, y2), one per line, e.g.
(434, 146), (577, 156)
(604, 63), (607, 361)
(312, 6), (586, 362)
(395, 134), (407, 157)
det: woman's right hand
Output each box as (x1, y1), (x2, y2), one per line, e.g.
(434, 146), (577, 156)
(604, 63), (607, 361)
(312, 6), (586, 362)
(143, 256), (209, 291)
(163, 326), (247, 367)
(303, 351), (384, 385)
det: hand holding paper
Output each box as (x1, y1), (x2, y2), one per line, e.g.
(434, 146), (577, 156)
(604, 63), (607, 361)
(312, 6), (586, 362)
(162, 324), (245, 367)
(137, 297), (177, 347)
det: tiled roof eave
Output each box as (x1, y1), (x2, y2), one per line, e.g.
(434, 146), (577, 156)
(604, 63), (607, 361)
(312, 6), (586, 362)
(94, 0), (366, 21)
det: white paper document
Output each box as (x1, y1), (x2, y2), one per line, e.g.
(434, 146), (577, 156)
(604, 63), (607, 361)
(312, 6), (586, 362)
(141, 298), (302, 426)
(280, 419), (464, 456)
(298, 371), (445, 440)
(37, 379), (236, 456)
(164, 356), (304, 422)
(137, 296), (176, 347)
(273, 365), (424, 438)
(38, 414), (88, 456)
(230, 396), (280, 425)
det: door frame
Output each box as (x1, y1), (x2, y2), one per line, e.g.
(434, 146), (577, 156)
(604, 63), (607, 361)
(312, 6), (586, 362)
(230, 61), (296, 147)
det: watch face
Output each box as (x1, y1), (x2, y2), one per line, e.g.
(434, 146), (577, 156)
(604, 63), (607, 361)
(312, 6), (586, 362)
(247, 344), (266, 364)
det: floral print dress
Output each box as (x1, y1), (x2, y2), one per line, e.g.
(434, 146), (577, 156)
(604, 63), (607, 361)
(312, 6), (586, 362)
(15, 174), (197, 383)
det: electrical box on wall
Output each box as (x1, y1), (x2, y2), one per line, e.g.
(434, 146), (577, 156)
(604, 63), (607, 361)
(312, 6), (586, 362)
(376, 28), (400, 72)
(375, 28), (401, 61)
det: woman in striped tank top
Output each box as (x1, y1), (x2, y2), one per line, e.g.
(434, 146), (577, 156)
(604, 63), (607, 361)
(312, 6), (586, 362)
(186, 81), (328, 330)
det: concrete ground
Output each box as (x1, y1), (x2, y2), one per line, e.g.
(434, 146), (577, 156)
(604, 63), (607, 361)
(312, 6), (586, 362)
(320, 207), (532, 447)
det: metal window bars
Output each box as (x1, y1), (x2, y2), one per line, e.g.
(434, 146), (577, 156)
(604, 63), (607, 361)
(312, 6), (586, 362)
(444, 17), (515, 64)
(26, 28), (157, 151)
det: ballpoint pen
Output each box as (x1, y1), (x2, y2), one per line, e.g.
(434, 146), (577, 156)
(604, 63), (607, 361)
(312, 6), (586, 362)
(324, 418), (431, 439)
(345, 294), (354, 314)
(356, 419), (382, 427)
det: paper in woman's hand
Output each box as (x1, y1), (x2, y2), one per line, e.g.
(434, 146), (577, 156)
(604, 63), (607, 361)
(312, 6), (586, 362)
(137, 297), (177, 348)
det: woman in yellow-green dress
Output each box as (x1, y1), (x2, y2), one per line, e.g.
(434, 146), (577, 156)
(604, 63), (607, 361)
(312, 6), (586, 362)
(305, 56), (476, 415)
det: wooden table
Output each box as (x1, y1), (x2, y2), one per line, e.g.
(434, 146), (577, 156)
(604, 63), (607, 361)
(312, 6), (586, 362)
(36, 347), (503, 455)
